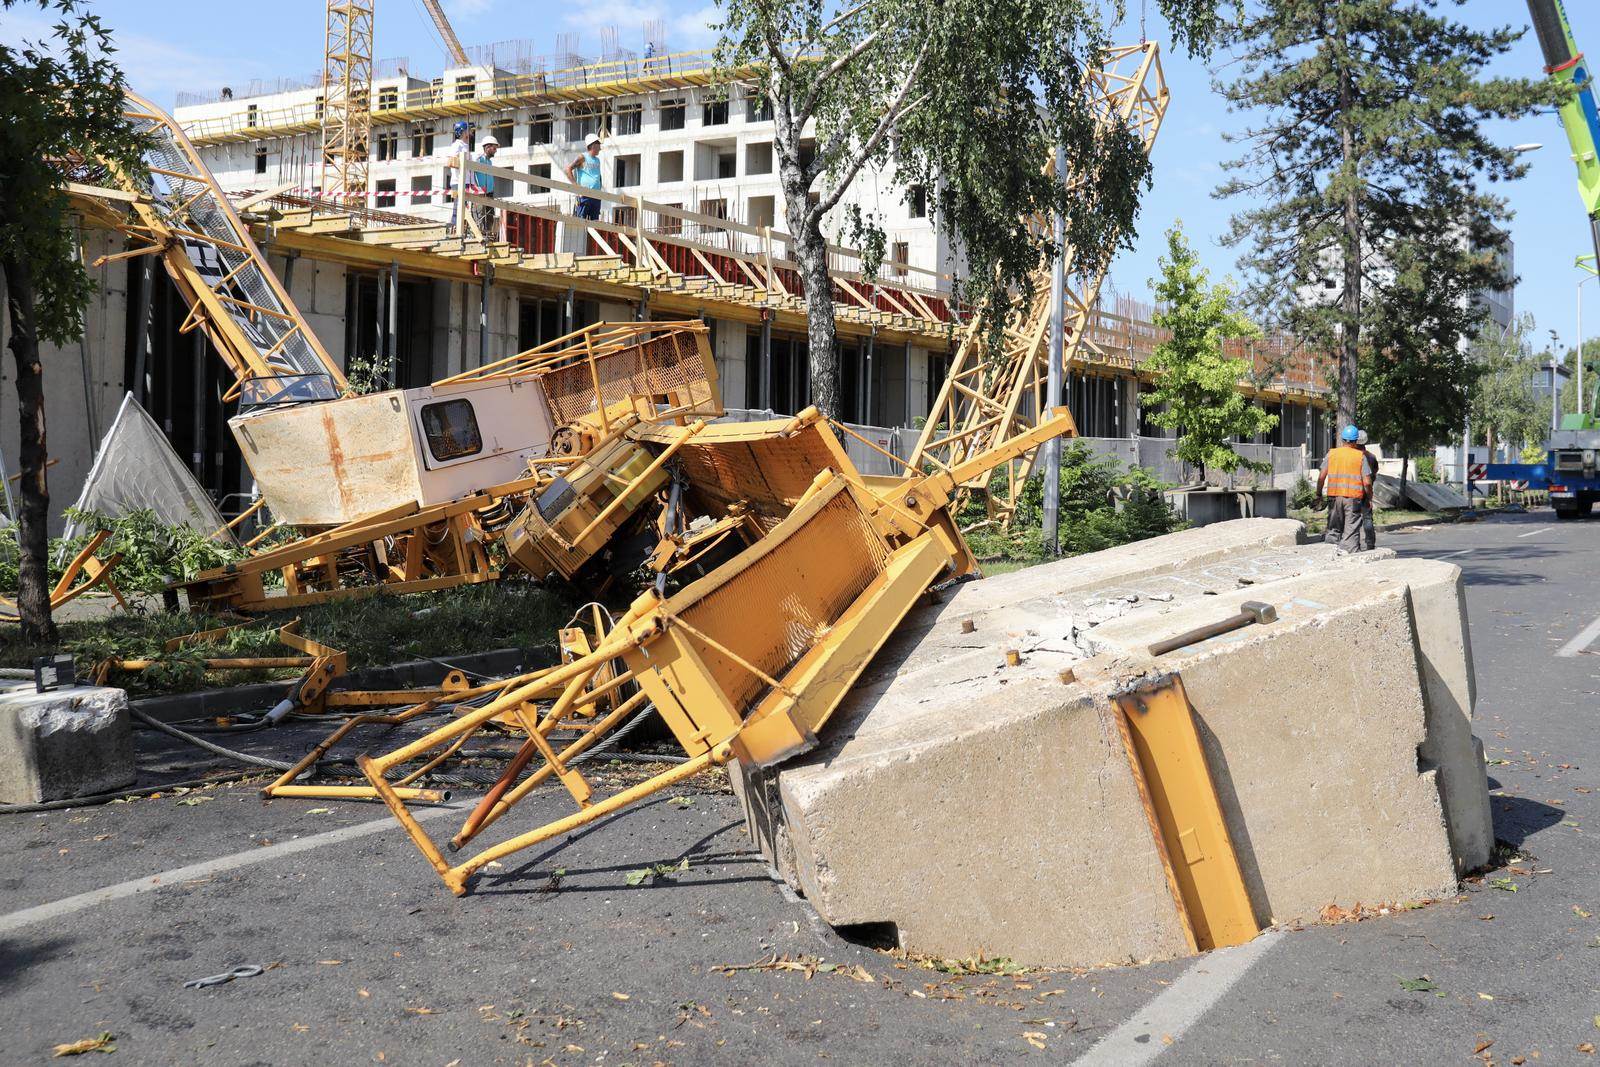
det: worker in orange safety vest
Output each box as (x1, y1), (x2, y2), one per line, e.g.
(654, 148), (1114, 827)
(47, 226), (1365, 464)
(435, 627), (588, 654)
(1317, 424), (1374, 554)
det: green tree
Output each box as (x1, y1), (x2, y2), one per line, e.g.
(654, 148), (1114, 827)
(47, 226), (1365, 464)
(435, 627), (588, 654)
(1356, 241), (1479, 498)
(1141, 223), (1277, 481)
(1557, 336), (1600, 422)
(1215, 1), (1554, 426)
(715, 0), (1227, 415)
(1, 0), (144, 641)
(1469, 313), (1547, 460)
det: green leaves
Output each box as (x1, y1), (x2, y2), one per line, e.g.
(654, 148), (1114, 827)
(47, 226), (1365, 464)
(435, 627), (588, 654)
(1397, 976), (1444, 997)
(715, 0), (1228, 410)
(624, 858), (690, 886)
(1460, 311), (1548, 458)
(0, 0), (148, 346)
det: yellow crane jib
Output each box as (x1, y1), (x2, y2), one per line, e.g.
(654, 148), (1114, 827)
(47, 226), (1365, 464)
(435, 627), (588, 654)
(111, 92), (350, 404)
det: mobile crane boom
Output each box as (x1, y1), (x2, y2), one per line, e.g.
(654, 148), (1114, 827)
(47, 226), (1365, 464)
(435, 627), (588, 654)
(1527, 0), (1600, 262)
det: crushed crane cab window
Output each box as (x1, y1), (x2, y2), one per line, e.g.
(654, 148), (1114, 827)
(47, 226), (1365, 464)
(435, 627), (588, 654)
(420, 399), (483, 462)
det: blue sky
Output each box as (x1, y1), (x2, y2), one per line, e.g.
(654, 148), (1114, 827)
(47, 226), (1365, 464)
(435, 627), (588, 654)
(6, 0), (1591, 353)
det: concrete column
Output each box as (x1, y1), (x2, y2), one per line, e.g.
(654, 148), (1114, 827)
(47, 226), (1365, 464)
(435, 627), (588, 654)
(192, 329), (206, 477)
(479, 265), (492, 368)
(387, 262), (399, 384)
(375, 269), (389, 383)
(864, 327), (876, 425)
(759, 316), (772, 410)
(130, 256), (154, 405)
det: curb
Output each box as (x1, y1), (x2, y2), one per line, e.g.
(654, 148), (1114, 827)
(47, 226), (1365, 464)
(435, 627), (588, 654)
(132, 644), (558, 723)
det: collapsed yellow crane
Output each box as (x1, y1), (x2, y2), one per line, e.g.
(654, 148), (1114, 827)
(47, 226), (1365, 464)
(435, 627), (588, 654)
(342, 47), (1170, 896)
(74, 41), (1162, 898)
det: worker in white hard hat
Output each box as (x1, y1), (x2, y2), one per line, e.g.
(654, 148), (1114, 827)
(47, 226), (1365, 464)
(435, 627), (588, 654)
(444, 120), (473, 227)
(471, 133), (502, 238)
(1356, 429), (1379, 550)
(566, 132), (604, 221)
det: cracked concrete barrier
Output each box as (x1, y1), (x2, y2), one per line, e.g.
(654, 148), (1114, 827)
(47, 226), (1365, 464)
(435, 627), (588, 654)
(0, 682), (134, 805)
(733, 519), (1490, 968)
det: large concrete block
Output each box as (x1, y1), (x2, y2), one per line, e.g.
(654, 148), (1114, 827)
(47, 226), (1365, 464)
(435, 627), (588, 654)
(737, 521), (1488, 968)
(0, 682), (135, 805)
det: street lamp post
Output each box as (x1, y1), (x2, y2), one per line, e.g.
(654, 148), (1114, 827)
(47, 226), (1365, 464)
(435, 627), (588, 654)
(1042, 144), (1067, 556)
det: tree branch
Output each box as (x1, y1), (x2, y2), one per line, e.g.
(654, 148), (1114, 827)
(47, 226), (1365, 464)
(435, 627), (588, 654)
(796, 28), (885, 126)
(814, 48), (931, 217)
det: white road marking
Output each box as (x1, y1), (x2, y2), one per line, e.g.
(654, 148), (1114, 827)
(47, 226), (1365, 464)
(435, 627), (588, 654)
(1434, 549), (1472, 560)
(1070, 930), (1285, 1067)
(1517, 526), (1553, 538)
(1557, 613), (1600, 659)
(0, 804), (460, 937)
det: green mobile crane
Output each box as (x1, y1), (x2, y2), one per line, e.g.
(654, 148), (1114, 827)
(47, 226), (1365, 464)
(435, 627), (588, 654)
(1488, 3), (1600, 515)
(1528, 0), (1600, 264)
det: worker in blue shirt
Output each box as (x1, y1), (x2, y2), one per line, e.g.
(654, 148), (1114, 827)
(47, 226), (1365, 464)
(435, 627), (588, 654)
(565, 132), (603, 221)
(471, 133), (500, 238)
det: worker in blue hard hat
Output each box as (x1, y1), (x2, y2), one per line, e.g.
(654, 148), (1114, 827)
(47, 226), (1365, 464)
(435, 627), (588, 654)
(1317, 424), (1374, 553)
(444, 121), (473, 226)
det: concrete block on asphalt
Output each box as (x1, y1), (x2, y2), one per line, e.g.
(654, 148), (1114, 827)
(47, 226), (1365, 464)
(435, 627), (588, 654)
(0, 682), (135, 805)
(735, 519), (1488, 968)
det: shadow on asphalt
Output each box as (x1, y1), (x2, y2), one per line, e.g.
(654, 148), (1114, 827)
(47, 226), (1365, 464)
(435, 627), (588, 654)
(480, 809), (765, 896)
(1390, 543), (1559, 587)
(1489, 794), (1566, 851)
(0, 935), (74, 993)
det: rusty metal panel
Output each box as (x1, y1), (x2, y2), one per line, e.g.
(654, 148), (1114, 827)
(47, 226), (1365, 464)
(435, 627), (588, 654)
(231, 391), (422, 526)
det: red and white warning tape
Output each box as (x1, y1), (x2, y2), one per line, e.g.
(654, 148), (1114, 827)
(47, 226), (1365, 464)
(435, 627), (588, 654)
(269, 183), (490, 202)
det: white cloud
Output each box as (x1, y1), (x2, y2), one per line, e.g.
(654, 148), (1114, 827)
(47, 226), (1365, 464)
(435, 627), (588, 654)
(0, 7), (278, 108)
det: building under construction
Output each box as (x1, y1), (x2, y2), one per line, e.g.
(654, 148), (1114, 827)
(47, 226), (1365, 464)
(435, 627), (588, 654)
(0, 30), (1337, 534)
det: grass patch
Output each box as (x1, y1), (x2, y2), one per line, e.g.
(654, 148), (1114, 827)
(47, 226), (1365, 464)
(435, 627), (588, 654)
(0, 581), (571, 695)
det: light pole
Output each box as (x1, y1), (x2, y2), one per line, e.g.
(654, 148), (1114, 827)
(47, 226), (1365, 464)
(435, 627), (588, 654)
(1579, 254), (1598, 423)
(1042, 144), (1067, 556)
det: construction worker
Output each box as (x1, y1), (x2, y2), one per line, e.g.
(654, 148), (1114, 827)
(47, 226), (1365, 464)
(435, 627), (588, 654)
(1317, 425), (1374, 553)
(445, 120), (472, 226)
(471, 133), (500, 239)
(1357, 429), (1379, 550)
(566, 132), (604, 221)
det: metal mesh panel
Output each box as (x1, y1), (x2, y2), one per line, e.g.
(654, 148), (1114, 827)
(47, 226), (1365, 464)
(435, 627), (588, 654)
(672, 424), (841, 528)
(129, 111), (335, 394)
(677, 487), (890, 713)
(540, 332), (713, 426)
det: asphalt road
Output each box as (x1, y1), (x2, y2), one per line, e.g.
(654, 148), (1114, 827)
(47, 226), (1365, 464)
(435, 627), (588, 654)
(1, 508), (1597, 1065)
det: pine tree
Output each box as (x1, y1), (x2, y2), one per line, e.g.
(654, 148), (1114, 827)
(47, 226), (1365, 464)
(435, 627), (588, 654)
(1142, 223), (1277, 482)
(1215, 1), (1555, 426)
(1355, 239), (1480, 498)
